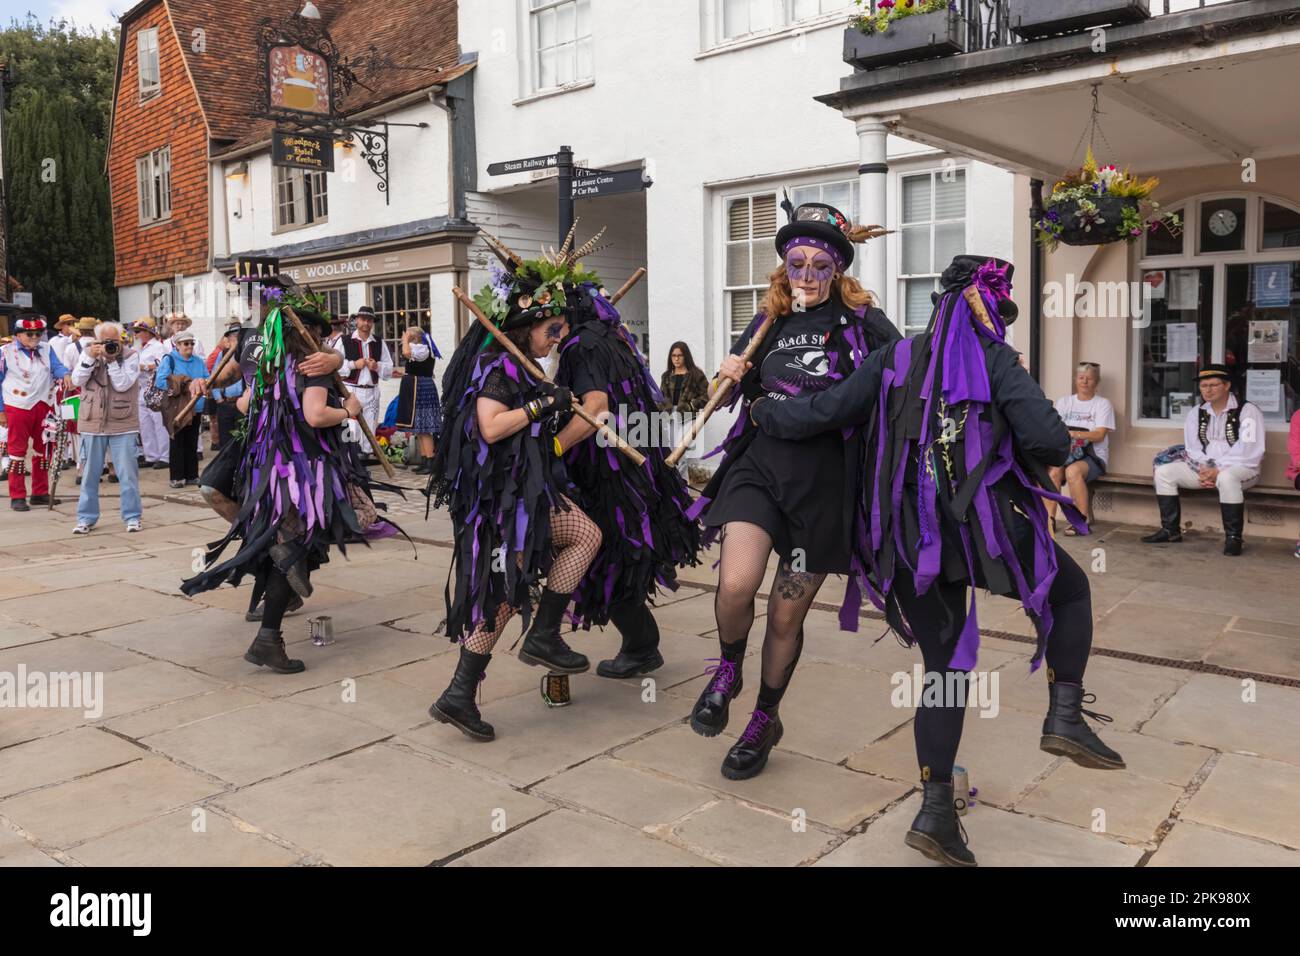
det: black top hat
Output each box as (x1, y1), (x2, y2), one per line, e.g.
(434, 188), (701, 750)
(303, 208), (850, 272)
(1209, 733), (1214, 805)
(937, 255), (1019, 324)
(233, 255), (287, 287)
(775, 202), (857, 268)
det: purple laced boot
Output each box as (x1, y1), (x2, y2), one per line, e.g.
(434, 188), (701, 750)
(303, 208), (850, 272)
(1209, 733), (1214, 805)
(721, 707), (784, 781)
(689, 657), (743, 738)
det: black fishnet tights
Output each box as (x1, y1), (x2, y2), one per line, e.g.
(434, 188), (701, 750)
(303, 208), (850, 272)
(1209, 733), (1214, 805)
(715, 522), (825, 699)
(460, 498), (601, 655)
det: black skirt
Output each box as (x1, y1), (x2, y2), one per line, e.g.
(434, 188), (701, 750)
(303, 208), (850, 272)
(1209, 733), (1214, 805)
(703, 429), (850, 574)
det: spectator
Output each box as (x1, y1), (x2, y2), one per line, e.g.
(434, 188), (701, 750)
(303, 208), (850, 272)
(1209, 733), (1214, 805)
(396, 325), (441, 474)
(156, 330), (208, 489)
(1047, 362), (1115, 535)
(1289, 408), (1300, 559)
(326, 315), (347, 351)
(164, 313), (206, 463)
(207, 322), (245, 454)
(1143, 364), (1264, 556)
(333, 306), (393, 438)
(49, 314), (76, 362)
(70, 322), (142, 534)
(658, 341), (709, 477)
(134, 317), (170, 470)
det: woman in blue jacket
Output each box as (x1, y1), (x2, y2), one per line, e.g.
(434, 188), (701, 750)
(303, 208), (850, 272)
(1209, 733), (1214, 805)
(156, 330), (208, 488)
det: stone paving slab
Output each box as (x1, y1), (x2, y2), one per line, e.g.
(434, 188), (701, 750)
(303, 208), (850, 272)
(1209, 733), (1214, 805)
(1091, 601), (1232, 661)
(815, 793), (1145, 867)
(1204, 628), (1300, 681)
(449, 808), (710, 867)
(66, 807), (301, 867)
(0, 757), (223, 849)
(0, 582), (195, 635)
(615, 724), (909, 831)
(92, 607), (270, 666)
(141, 699), (389, 787)
(104, 687), (266, 740)
(1181, 753), (1300, 849)
(1147, 820), (1300, 867)
(1142, 674), (1300, 767)
(666, 799), (841, 866)
(286, 674), (441, 735)
(533, 756), (715, 830)
(0, 727), (144, 800)
(1015, 762), (1183, 843)
(0, 616), (54, 650)
(95, 661), (222, 720)
(215, 743), (550, 866)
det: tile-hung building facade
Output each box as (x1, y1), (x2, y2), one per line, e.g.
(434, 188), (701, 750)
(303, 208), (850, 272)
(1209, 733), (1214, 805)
(457, 0), (1017, 456)
(108, 0), (475, 359)
(823, 0), (1300, 537)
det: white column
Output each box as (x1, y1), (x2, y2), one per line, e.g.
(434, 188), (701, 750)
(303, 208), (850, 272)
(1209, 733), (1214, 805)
(427, 271), (457, 356)
(856, 116), (889, 315)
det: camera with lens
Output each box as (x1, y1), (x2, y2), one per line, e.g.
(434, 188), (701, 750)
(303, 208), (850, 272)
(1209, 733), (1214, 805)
(103, 340), (121, 357)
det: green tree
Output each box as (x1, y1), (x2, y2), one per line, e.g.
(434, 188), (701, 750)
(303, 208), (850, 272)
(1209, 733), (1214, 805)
(7, 90), (115, 318)
(0, 15), (119, 140)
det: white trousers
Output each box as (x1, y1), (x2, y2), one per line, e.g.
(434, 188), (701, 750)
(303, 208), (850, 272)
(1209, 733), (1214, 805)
(1154, 461), (1260, 505)
(139, 392), (170, 463)
(351, 385), (381, 435)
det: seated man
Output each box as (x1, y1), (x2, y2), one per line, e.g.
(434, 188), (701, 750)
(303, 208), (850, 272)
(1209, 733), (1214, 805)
(1047, 361), (1114, 535)
(1143, 365), (1264, 556)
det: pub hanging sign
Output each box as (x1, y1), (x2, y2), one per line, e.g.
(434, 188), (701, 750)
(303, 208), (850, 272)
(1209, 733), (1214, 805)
(272, 130), (335, 172)
(255, 11), (347, 124)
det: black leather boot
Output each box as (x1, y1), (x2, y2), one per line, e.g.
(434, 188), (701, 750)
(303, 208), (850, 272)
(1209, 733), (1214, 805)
(430, 647), (494, 742)
(690, 657), (743, 737)
(244, 593), (304, 622)
(1220, 502), (1245, 556)
(1040, 678), (1126, 769)
(518, 589), (589, 674)
(243, 628), (306, 674)
(1141, 494), (1182, 543)
(597, 599), (664, 679)
(720, 707), (783, 780)
(904, 780), (977, 867)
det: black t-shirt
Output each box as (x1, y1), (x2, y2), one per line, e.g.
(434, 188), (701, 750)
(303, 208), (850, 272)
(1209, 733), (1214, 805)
(238, 327), (264, 386)
(753, 299), (838, 402)
(670, 374), (685, 407)
(304, 373), (342, 410)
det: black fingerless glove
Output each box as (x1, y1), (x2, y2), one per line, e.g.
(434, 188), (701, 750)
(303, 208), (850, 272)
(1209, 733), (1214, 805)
(525, 386), (572, 423)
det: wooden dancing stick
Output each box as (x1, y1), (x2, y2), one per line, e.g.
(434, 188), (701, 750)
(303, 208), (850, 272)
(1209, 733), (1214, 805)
(452, 286), (647, 467)
(172, 344), (237, 428)
(962, 285), (1000, 335)
(664, 312), (777, 468)
(281, 305), (397, 479)
(609, 267), (646, 306)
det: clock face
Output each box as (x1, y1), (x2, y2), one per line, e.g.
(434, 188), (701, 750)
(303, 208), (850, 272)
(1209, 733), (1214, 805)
(1208, 209), (1238, 237)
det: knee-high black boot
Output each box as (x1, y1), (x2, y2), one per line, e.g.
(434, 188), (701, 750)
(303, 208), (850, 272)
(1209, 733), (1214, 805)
(1040, 677), (1126, 769)
(1141, 495), (1182, 543)
(1220, 502), (1245, 556)
(597, 598), (664, 679)
(518, 588), (589, 673)
(430, 647), (494, 741)
(905, 780), (977, 867)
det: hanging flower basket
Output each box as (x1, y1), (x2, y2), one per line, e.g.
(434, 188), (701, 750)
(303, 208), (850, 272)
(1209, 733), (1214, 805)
(845, 1), (965, 70)
(1035, 148), (1182, 251)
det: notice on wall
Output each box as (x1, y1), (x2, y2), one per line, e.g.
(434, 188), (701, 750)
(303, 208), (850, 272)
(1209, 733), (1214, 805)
(1168, 391), (1196, 420)
(1168, 270), (1201, 311)
(1248, 319), (1287, 363)
(1165, 322), (1199, 363)
(1253, 263), (1293, 309)
(1246, 368), (1283, 413)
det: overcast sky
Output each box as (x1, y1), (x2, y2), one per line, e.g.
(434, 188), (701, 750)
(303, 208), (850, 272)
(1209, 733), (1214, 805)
(6, 0), (124, 32)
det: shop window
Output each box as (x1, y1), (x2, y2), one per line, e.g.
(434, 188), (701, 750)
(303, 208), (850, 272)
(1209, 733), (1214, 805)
(275, 167), (328, 231)
(1138, 267), (1214, 421)
(318, 287), (348, 324)
(1198, 197), (1247, 254)
(530, 0), (592, 92)
(724, 192), (780, 347)
(1224, 262), (1298, 424)
(371, 280), (431, 366)
(1262, 201), (1300, 250)
(899, 168), (967, 335)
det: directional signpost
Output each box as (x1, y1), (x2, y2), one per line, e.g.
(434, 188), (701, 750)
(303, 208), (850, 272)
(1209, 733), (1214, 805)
(488, 145), (652, 244)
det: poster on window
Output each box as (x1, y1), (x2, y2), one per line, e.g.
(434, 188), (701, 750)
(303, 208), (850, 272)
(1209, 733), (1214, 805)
(1247, 319), (1287, 364)
(1167, 270), (1200, 311)
(1253, 263), (1293, 309)
(1168, 392), (1196, 420)
(1246, 369), (1283, 413)
(1165, 322), (1198, 363)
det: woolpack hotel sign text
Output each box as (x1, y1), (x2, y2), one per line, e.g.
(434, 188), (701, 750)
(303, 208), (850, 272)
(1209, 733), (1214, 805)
(272, 130), (335, 172)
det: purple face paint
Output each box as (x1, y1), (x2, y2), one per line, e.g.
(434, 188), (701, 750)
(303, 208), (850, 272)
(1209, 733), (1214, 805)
(785, 252), (837, 284)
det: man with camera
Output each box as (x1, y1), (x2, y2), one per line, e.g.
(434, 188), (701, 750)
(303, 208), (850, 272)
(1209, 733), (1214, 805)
(70, 321), (143, 534)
